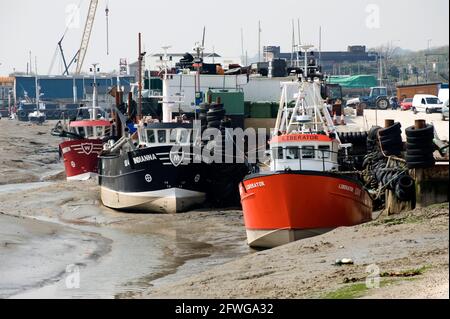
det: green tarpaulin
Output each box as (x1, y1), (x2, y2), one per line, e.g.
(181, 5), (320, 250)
(329, 75), (377, 88)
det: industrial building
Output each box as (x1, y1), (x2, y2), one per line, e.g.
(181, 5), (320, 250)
(13, 75), (135, 106)
(263, 45), (378, 74)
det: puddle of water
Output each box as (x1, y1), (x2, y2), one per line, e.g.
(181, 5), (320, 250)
(10, 217), (171, 299)
(0, 182), (53, 194)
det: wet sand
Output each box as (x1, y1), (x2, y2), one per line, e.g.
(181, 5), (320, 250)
(0, 118), (448, 299)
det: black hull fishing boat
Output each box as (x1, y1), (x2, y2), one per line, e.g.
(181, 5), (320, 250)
(99, 122), (207, 213)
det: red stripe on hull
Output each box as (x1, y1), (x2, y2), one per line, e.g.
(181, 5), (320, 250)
(240, 173), (372, 231)
(60, 139), (103, 179)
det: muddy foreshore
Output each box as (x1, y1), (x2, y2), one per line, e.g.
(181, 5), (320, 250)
(0, 119), (448, 299)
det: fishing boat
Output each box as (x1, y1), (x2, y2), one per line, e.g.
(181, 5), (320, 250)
(99, 121), (206, 213)
(28, 109), (46, 124)
(239, 46), (372, 248)
(52, 66), (113, 181)
(28, 73), (46, 124)
(98, 50), (206, 213)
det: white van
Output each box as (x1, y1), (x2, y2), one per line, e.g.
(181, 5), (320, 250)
(412, 94), (443, 114)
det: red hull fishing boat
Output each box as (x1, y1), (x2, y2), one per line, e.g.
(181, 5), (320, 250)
(58, 120), (112, 180)
(52, 66), (113, 180)
(239, 46), (372, 248)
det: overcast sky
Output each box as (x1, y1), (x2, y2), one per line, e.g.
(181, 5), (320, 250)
(0, 0), (448, 74)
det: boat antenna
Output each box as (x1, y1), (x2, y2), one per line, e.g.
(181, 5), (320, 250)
(240, 28), (244, 65)
(258, 20), (261, 63)
(105, 1), (110, 55)
(319, 26), (322, 67)
(291, 20), (295, 68)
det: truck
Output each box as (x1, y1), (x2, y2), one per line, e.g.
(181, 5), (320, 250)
(346, 86), (390, 110)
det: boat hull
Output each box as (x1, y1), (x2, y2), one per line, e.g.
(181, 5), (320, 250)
(239, 171), (372, 248)
(60, 139), (103, 180)
(98, 145), (206, 214)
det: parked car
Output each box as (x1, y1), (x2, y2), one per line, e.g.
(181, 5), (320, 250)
(400, 98), (413, 111)
(412, 94), (443, 114)
(442, 100), (449, 121)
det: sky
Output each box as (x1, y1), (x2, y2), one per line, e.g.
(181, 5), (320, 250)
(0, 0), (448, 75)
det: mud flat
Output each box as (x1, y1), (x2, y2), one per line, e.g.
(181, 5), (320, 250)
(0, 119), (448, 299)
(143, 204), (449, 299)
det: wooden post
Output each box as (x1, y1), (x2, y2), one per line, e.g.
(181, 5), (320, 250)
(414, 119), (426, 129)
(384, 119), (395, 128)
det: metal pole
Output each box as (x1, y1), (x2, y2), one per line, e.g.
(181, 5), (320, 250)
(34, 57), (39, 111)
(105, 4), (110, 55)
(258, 20), (261, 63)
(92, 63), (98, 121)
(138, 33), (142, 120)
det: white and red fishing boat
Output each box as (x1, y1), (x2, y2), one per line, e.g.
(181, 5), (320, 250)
(56, 119), (112, 180)
(239, 50), (372, 248)
(52, 66), (113, 181)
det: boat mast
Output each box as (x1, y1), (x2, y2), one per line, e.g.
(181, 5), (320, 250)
(92, 63), (98, 122)
(34, 56), (39, 112)
(161, 46), (171, 123)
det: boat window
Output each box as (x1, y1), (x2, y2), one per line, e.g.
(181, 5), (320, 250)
(286, 147), (299, 159)
(96, 126), (104, 136)
(272, 147), (284, 160)
(157, 130), (167, 143)
(301, 146), (315, 159)
(318, 145), (330, 159)
(85, 126), (93, 137)
(147, 130), (156, 143)
(178, 129), (190, 143)
(170, 130), (178, 143)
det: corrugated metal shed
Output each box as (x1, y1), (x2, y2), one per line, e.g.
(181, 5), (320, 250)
(14, 75), (135, 100)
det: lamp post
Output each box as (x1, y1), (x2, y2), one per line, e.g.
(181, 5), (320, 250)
(425, 39), (432, 83)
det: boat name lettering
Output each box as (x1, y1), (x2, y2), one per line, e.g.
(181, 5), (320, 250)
(285, 135), (319, 141)
(132, 154), (157, 164)
(246, 181), (265, 190)
(338, 184), (354, 193)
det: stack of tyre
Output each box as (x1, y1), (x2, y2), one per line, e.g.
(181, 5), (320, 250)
(206, 102), (225, 129)
(405, 124), (435, 169)
(367, 126), (381, 153)
(198, 103), (210, 131)
(377, 122), (403, 157)
(338, 131), (368, 169)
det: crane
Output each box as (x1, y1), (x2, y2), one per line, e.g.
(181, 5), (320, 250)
(75, 0), (99, 74)
(48, 0), (99, 75)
